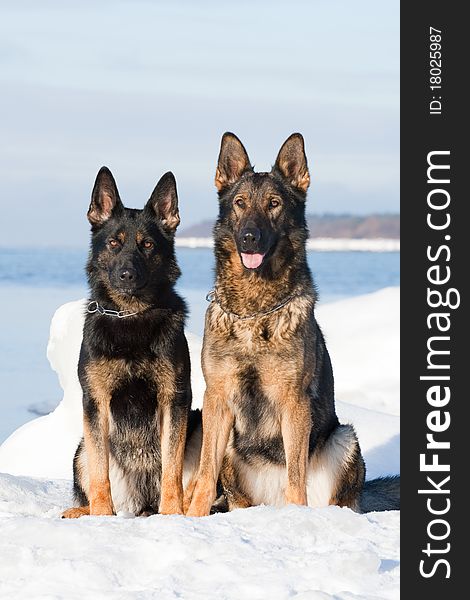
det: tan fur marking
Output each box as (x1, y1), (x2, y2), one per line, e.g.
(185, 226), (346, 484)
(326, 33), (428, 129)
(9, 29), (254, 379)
(274, 133), (310, 192)
(88, 191), (115, 225)
(159, 403), (186, 515)
(220, 455), (252, 510)
(86, 359), (122, 403)
(183, 476), (197, 514)
(296, 171), (310, 193)
(214, 167), (225, 191)
(162, 213), (180, 231)
(105, 284), (152, 313)
(215, 160), (248, 191)
(215, 133), (252, 191)
(280, 396), (311, 505)
(82, 360), (118, 516)
(185, 386), (234, 516)
(62, 506), (90, 519)
(83, 417), (114, 516)
(86, 357), (174, 391)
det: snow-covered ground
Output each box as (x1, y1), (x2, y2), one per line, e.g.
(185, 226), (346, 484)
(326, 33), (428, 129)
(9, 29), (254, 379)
(0, 288), (399, 599)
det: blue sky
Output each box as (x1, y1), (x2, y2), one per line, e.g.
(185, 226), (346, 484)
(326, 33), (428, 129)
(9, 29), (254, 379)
(0, 1), (399, 247)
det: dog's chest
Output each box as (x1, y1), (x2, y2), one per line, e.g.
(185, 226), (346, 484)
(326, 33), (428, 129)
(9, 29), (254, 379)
(207, 294), (311, 350)
(224, 360), (286, 464)
(109, 372), (159, 427)
(105, 363), (162, 471)
(220, 318), (294, 355)
(84, 355), (162, 433)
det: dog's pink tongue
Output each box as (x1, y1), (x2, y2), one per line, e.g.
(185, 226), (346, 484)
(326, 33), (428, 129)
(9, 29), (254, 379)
(241, 253), (264, 269)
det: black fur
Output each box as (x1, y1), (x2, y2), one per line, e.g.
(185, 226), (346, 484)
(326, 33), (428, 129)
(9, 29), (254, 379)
(360, 476), (400, 512)
(68, 167), (193, 516)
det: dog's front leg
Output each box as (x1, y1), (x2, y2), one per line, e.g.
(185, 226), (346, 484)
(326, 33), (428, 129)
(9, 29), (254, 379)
(281, 396), (311, 506)
(185, 388), (233, 517)
(83, 395), (115, 516)
(159, 399), (187, 515)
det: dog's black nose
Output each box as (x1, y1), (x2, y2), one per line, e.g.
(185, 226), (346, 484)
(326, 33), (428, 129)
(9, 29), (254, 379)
(119, 269), (136, 282)
(241, 227), (261, 251)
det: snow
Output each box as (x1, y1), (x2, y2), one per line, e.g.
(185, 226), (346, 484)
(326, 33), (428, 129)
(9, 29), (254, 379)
(0, 474), (399, 599)
(321, 288), (400, 417)
(176, 237), (400, 252)
(0, 288), (400, 599)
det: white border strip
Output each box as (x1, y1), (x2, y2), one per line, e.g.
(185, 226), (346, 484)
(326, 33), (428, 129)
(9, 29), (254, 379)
(175, 237), (400, 252)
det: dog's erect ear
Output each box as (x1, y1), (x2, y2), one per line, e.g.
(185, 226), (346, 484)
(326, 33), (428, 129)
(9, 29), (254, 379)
(215, 132), (253, 192)
(145, 171), (180, 233)
(88, 167), (124, 226)
(273, 133), (310, 193)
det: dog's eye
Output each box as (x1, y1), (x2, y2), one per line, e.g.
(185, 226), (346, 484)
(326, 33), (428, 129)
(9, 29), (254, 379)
(234, 197), (246, 209)
(268, 198), (280, 209)
(142, 241), (154, 250)
(109, 239), (119, 248)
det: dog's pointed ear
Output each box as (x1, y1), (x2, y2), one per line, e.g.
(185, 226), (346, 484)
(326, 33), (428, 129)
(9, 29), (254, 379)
(273, 133), (310, 193)
(215, 132), (253, 192)
(145, 171), (180, 234)
(87, 167), (124, 226)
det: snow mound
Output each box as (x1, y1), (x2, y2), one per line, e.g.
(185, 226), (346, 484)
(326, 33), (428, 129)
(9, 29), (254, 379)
(0, 288), (399, 599)
(0, 472), (398, 599)
(0, 288), (399, 480)
(318, 288), (399, 416)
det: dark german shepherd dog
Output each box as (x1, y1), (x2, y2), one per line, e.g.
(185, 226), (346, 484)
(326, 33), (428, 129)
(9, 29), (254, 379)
(185, 132), (399, 516)
(62, 167), (201, 518)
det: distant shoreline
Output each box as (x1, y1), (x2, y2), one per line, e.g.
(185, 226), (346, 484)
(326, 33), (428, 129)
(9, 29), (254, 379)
(175, 237), (400, 252)
(179, 214), (400, 243)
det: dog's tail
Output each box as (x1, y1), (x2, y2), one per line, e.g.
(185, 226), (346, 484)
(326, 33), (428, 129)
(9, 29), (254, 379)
(359, 475), (400, 513)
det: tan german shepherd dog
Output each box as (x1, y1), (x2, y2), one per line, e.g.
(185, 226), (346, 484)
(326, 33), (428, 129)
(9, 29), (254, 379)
(184, 133), (399, 516)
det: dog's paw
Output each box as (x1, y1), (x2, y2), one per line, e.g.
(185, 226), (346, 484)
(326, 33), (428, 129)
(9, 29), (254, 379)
(186, 488), (214, 517)
(89, 504), (115, 516)
(186, 503), (211, 517)
(160, 483), (183, 515)
(159, 498), (183, 515)
(88, 487), (115, 516)
(89, 498), (115, 516)
(285, 487), (308, 506)
(61, 506), (90, 519)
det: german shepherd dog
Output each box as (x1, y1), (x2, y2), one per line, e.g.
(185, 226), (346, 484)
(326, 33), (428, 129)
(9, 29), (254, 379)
(62, 167), (201, 518)
(185, 133), (399, 516)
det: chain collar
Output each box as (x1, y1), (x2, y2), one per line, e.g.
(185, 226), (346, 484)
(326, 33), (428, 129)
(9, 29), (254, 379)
(86, 300), (144, 319)
(205, 289), (303, 321)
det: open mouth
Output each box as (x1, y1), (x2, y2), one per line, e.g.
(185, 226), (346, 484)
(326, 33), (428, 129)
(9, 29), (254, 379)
(240, 252), (265, 270)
